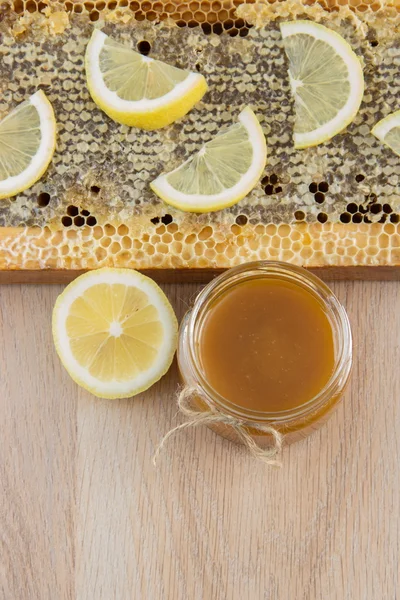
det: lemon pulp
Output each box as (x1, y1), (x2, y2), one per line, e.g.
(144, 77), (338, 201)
(52, 268), (178, 398)
(281, 21), (364, 149)
(85, 30), (207, 130)
(151, 106), (267, 212)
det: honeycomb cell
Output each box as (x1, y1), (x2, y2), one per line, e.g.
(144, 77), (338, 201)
(86, 216), (97, 226)
(67, 205), (79, 217)
(13, 0), (24, 14)
(37, 193), (51, 207)
(161, 214), (173, 225)
(93, 226), (104, 240)
(379, 233), (389, 248)
(347, 203), (358, 214)
(137, 40), (151, 55)
(198, 227), (213, 240)
(278, 224), (291, 238)
(235, 215), (248, 226)
(62, 216), (72, 227)
(294, 211), (305, 221)
(117, 224), (129, 236)
(265, 225), (277, 236)
(318, 182), (329, 193)
(110, 241), (121, 253)
(104, 224), (116, 236)
(265, 184), (274, 195)
(172, 241), (183, 253)
(185, 233), (196, 244)
(270, 173), (278, 185)
(74, 216), (85, 227)
(121, 236), (132, 249)
(25, 1), (36, 13)
(95, 247), (107, 261)
(167, 223), (178, 234)
(42, 226), (52, 239)
(67, 229), (77, 240)
(370, 204), (382, 214)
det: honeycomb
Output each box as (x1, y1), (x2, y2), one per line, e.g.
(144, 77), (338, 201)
(0, 0), (400, 276)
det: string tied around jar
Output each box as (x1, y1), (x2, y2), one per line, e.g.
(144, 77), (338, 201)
(153, 386), (283, 467)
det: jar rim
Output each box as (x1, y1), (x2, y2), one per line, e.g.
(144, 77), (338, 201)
(184, 261), (353, 423)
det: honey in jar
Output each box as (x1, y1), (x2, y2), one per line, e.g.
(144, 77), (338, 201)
(178, 261), (352, 445)
(199, 278), (335, 413)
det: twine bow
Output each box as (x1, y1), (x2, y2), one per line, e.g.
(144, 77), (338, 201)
(154, 386), (283, 467)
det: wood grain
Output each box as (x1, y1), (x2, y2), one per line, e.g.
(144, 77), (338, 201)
(2, 265), (400, 285)
(0, 281), (399, 600)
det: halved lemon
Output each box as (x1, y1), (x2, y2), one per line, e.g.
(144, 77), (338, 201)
(372, 110), (400, 156)
(0, 90), (56, 199)
(85, 30), (208, 130)
(150, 106), (267, 212)
(280, 20), (364, 149)
(52, 268), (178, 399)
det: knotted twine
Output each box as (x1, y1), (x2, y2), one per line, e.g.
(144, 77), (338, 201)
(153, 386), (283, 467)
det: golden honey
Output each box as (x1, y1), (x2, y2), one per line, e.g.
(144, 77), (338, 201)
(178, 262), (352, 445)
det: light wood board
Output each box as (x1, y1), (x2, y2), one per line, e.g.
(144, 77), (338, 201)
(0, 280), (399, 599)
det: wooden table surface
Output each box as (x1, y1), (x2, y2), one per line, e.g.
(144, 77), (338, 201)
(0, 280), (399, 600)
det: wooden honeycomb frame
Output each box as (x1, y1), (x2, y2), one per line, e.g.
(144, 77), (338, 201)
(0, 0), (400, 282)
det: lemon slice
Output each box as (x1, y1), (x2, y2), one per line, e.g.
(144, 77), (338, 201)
(372, 110), (400, 156)
(85, 30), (207, 130)
(280, 21), (364, 149)
(0, 90), (56, 199)
(52, 268), (178, 399)
(150, 106), (267, 212)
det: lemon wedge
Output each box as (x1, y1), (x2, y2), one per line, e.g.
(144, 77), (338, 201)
(150, 106), (267, 212)
(280, 21), (364, 149)
(372, 110), (400, 156)
(85, 30), (207, 130)
(0, 90), (56, 199)
(52, 268), (178, 399)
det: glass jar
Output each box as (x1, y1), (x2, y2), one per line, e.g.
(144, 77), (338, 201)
(178, 261), (352, 446)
